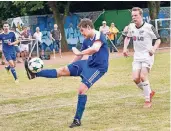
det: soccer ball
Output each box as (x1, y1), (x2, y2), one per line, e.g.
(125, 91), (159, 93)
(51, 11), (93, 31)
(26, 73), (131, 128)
(28, 57), (44, 73)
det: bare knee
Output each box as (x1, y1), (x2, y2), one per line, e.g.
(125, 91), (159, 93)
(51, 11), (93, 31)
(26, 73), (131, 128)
(133, 76), (140, 84)
(140, 74), (147, 82)
(57, 66), (70, 77)
(10, 64), (15, 68)
(78, 83), (89, 95)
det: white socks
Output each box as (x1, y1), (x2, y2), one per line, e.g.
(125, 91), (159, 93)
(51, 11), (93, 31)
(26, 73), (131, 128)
(141, 80), (152, 102)
(137, 82), (143, 90)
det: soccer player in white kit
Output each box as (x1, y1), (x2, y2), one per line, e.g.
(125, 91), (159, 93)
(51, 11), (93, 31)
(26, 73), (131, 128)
(123, 7), (161, 108)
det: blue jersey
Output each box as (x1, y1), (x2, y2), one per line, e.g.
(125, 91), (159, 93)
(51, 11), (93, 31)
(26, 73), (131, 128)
(0, 32), (16, 53)
(81, 30), (109, 72)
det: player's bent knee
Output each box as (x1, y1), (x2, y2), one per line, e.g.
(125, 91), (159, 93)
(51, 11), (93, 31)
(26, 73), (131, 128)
(78, 84), (89, 95)
(140, 75), (147, 82)
(57, 66), (70, 77)
(133, 76), (140, 83)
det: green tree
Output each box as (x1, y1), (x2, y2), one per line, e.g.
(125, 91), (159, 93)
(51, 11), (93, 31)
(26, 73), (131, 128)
(47, 1), (70, 51)
(0, 1), (22, 26)
(13, 1), (70, 51)
(147, 1), (160, 26)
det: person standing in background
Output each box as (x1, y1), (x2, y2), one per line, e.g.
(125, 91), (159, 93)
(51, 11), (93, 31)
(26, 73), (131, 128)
(108, 22), (119, 52)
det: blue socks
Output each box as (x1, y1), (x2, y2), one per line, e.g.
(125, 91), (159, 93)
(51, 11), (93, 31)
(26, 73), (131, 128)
(11, 67), (17, 80)
(74, 94), (87, 120)
(36, 69), (57, 78)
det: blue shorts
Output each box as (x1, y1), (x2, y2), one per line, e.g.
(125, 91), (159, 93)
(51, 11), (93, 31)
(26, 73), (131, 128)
(50, 40), (61, 50)
(68, 60), (105, 88)
(3, 51), (16, 61)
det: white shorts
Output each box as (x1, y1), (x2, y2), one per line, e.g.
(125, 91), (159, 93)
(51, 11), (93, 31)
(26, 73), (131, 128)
(132, 60), (154, 71)
(20, 44), (29, 52)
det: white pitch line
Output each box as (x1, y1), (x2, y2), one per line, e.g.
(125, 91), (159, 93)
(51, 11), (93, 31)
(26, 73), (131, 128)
(0, 90), (169, 116)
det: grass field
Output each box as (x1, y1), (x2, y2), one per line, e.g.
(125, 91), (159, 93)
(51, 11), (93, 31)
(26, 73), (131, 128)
(0, 52), (170, 131)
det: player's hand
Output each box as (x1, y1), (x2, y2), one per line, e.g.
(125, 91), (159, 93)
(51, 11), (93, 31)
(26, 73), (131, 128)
(123, 48), (129, 57)
(149, 48), (155, 56)
(72, 47), (82, 56)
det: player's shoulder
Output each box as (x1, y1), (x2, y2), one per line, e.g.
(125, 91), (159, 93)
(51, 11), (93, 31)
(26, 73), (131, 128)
(9, 31), (15, 34)
(94, 30), (101, 40)
(143, 22), (153, 28)
(9, 31), (16, 36)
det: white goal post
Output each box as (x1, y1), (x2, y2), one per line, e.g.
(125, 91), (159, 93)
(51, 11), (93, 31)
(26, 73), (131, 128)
(155, 18), (171, 31)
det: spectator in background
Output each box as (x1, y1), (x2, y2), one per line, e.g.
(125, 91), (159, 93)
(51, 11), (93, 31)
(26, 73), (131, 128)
(20, 26), (31, 60)
(27, 26), (32, 37)
(50, 24), (62, 58)
(41, 30), (53, 58)
(99, 21), (110, 38)
(0, 28), (5, 65)
(33, 27), (43, 57)
(108, 22), (119, 52)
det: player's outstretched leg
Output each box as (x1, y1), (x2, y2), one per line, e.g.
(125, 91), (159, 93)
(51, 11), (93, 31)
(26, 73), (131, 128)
(24, 60), (70, 79)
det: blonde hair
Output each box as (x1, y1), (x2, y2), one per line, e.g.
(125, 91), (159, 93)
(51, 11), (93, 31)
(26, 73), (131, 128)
(132, 7), (143, 16)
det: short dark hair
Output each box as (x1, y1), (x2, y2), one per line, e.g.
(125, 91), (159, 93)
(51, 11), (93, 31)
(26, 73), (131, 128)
(3, 21), (9, 26)
(78, 18), (94, 29)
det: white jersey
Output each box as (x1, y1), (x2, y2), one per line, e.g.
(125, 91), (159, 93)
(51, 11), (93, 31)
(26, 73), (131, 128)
(127, 22), (160, 62)
(33, 32), (42, 43)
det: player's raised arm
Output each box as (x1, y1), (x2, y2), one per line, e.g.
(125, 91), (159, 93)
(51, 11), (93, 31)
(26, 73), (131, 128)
(72, 41), (102, 56)
(81, 40), (102, 55)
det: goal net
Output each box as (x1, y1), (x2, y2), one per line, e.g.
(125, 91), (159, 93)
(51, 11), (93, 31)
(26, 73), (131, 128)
(155, 18), (171, 48)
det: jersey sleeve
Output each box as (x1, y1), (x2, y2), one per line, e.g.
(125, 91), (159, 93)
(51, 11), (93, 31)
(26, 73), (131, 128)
(126, 30), (132, 38)
(126, 23), (135, 38)
(99, 33), (106, 45)
(149, 25), (160, 39)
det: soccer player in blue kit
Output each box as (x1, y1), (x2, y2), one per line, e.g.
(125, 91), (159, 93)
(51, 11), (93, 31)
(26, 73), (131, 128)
(0, 22), (19, 83)
(24, 18), (109, 128)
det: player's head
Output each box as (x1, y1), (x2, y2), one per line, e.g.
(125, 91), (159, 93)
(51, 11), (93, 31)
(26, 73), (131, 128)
(131, 7), (143, 25)
(78, 18), (94, 39)
(54, 24), (58, 29)
(3, 22), (10, 33)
